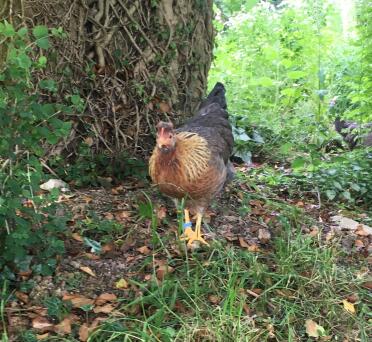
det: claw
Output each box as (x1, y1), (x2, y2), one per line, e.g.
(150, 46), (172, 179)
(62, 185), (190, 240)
(179, 210), (209, 246)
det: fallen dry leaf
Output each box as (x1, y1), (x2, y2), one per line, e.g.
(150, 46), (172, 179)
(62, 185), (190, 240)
(115, 210), (131, 221)
(115, 278), (129, 289)
(72, 233), (84, 242)
(159, 101), (171, 113)
(239, 237), (260, 252)
(79, 266), (96, 277)
(85, 253), (100, 260)
(354, 239), (364, 248)
(331, 215), (372, 235)
(54, 318), (72, 335)
(361, 281), (372, 290)
(355, 225), (370, 236)
(305, 319), (325, 338)
(32, 316), (54, 332)
(137, 245), (151, 255)
(36, 333), (50, 340)
(342, 300), (356, 314)
(95, 293), (117, 305)
(90, 317), (107, 330)
(239, 237), (250, 248)
(15, 291), (29, 304)
(144, 274), (152, 281)
(93, 304), (115, 314)
(79, 323), (90, 341)
(243, 303), (251, 315)
(156, 206), (167, 220)
(156, 264), (175, 281)
(309, 226), (319, 237)
(102, 243), (114, 253)
(62, 294), (94, 308)
(258, 228), (271, 243)
(104, 212), (114, 220)
(208, 295), (221, 305)
(84, 137), (94, 146)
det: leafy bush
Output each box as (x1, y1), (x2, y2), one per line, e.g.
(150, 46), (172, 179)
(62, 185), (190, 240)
(0, 21), (76, 283)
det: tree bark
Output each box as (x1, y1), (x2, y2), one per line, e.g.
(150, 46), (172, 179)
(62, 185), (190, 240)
(3, 0), (215, 156)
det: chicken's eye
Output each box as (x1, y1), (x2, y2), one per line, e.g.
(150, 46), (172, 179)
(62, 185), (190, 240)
(169, 134), (173, 139)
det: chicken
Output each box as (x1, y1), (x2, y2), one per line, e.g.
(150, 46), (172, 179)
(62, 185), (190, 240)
(334, 116), (372, 149)
(149, 82), (234, 246)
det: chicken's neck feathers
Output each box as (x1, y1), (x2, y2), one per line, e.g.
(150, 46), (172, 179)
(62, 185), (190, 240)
(176, 132), (211, 181)
(150, 131), (211, 182)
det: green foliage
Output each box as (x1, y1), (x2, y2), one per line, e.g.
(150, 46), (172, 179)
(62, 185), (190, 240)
(348, 0), (372, 122)
(43, 296), (72, 322)
(0, 22), (75, 283)
(76, 214), (123, 244)
(244, 149), (372, 207)
(210, 0), (372, 209)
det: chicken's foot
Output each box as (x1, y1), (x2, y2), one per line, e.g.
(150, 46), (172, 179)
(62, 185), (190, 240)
(180, 209), (196, 241)
(180, 211), (209, 246)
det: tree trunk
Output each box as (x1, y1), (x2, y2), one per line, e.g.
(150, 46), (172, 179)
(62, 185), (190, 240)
(3, 0), (215, 156)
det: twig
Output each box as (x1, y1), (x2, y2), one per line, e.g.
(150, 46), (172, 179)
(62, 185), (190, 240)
(40, 159), (59, 178)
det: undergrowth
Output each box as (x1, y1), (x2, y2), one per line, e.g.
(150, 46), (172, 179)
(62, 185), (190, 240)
(80, 214), (368, 341)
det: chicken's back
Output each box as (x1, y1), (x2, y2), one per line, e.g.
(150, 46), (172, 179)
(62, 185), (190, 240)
(177, 82), (234, 166)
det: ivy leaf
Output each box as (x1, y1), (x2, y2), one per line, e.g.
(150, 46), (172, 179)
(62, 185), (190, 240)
(326, 190), (336, 200)
(342, 191), (352, 201)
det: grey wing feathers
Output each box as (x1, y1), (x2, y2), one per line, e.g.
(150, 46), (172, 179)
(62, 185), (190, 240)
(177, 82), (234, 165)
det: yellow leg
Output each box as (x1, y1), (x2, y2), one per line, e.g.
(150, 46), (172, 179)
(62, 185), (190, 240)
(180, 209), (197, 241)
(187, 213), (209, 246)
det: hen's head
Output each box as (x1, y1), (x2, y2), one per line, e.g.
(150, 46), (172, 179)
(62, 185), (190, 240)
(156, 121), (176, 153)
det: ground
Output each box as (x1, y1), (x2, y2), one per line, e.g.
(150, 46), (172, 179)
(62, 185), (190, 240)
(3, 165), (371, 341)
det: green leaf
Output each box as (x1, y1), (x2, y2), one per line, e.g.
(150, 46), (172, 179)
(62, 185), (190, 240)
(36, 37), (50, 49)
(17, 53), (32, 69)
(281, 88), (296, 97)
(291, 157), (306, 169)
(38, 56), (47, 67)
(258, 77), (274, 87)
(350, 183), (361, 192)
(287, 70), (307, 79)
(326, 190), (336, 200)
(280, 143), (292, 154)
(17, 27), (28, 38)
(3, 21), (15, 37)
(333, 181), (342, 190)
(39, 79), (57, 92)
(342, 191), (352, 201)
(70, 94), (82, 105)
(32, 25), (48, 39)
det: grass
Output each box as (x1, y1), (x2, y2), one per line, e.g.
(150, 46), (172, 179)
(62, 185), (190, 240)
(11, 170), (370, 342)
(85, 212), (369, 342)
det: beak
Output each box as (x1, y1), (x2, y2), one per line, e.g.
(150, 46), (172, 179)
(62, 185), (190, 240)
(158, 144), (170, 153)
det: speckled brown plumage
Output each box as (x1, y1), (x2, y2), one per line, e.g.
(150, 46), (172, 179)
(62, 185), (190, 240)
(149, 82), (234, 214)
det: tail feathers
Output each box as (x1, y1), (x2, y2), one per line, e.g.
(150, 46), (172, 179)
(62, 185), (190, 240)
(200, 82), (227, 110)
